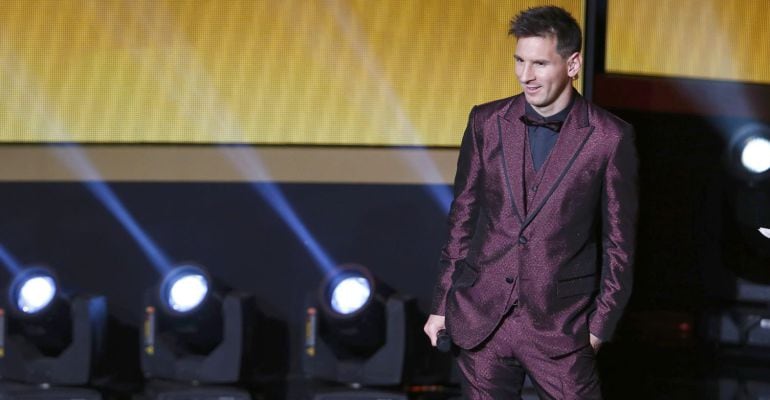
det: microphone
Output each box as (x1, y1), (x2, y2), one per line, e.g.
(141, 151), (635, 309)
(436, 329), (452, 352)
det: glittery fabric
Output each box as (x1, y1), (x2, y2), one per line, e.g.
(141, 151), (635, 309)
(430, 92), (638, 358)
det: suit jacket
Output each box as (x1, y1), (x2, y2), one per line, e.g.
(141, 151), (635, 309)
(431, 92), (638, 357)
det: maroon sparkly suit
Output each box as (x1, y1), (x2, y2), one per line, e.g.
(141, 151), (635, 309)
(431, 92), (637, 398)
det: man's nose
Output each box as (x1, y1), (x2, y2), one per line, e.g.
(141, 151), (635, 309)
(520, 64), (534, 82)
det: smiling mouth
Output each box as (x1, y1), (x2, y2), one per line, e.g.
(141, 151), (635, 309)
(524, 85), (541, 93)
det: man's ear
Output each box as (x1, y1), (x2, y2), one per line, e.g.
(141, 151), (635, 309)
(567, 52), (582, 79)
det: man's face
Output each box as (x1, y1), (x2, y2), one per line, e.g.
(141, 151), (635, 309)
(514, 35), (580, 116)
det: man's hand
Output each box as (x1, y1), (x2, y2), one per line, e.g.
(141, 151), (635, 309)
(423, 314), (446, 346)
(589, 333), (603, 353)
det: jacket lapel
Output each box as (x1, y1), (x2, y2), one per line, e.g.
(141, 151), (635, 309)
(497, 97), (526, 225)
(522, 94), (594, 229)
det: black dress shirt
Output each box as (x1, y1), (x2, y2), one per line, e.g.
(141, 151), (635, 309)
(524, 96), (575, 171)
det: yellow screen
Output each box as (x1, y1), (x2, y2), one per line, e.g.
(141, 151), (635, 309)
(0, 0), (584, 146)
(606, 0), (770, 84)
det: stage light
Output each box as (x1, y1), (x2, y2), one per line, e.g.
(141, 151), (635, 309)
(304, 264), (451, 399)
(314, 265), (388, 357)
(141, 263), (269, 399)
(729, 123), (770, 181)
(741, 137), (770, 174)
(11, 269), (57, 315)
(1, 266), (110, 399)
(4, 268), (73, 358)
(160, 266), (209, 314)
(329, 272), (371, 315)
(701, 127), (770, 357)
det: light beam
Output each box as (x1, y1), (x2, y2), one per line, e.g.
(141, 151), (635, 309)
(0, 244), (22, 276)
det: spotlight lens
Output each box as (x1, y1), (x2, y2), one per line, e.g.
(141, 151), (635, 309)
(17, 275), (57, 314)
(168, 274), (209, 313)
(330, 276), (371, 315)
(741, 137), (770, 174)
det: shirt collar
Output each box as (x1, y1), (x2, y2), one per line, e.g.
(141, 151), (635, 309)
(524, 92), (576, 123)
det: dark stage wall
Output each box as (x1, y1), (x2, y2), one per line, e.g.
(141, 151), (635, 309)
(609, 110), (768, 313)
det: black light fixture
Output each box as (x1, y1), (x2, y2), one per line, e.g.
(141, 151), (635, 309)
(0, 267), (106, 400)
(316, 265), (389, 359)
(700, 123), (770, 358)
(722, 123), (770, 289)
(303, 264), (449, 400)
(141, 264), (260, 400)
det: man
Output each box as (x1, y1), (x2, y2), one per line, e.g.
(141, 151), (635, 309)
(423, 6), (637, 399)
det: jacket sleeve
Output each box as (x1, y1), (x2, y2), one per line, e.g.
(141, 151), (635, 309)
(430, 106), (483, 315)
(589, 125), (639, 341)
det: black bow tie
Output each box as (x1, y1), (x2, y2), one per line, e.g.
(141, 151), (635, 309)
(519, 115), (563, 132)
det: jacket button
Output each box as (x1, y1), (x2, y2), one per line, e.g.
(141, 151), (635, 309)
(518, 236), (528, 244)
(505, 277), (514, 284)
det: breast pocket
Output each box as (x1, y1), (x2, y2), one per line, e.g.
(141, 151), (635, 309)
(451, 259), (479, 289)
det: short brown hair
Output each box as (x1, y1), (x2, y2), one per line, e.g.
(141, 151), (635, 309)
(509, 6), (582, 58)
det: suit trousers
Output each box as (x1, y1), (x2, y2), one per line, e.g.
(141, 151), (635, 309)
(455, 308), (601, 399)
